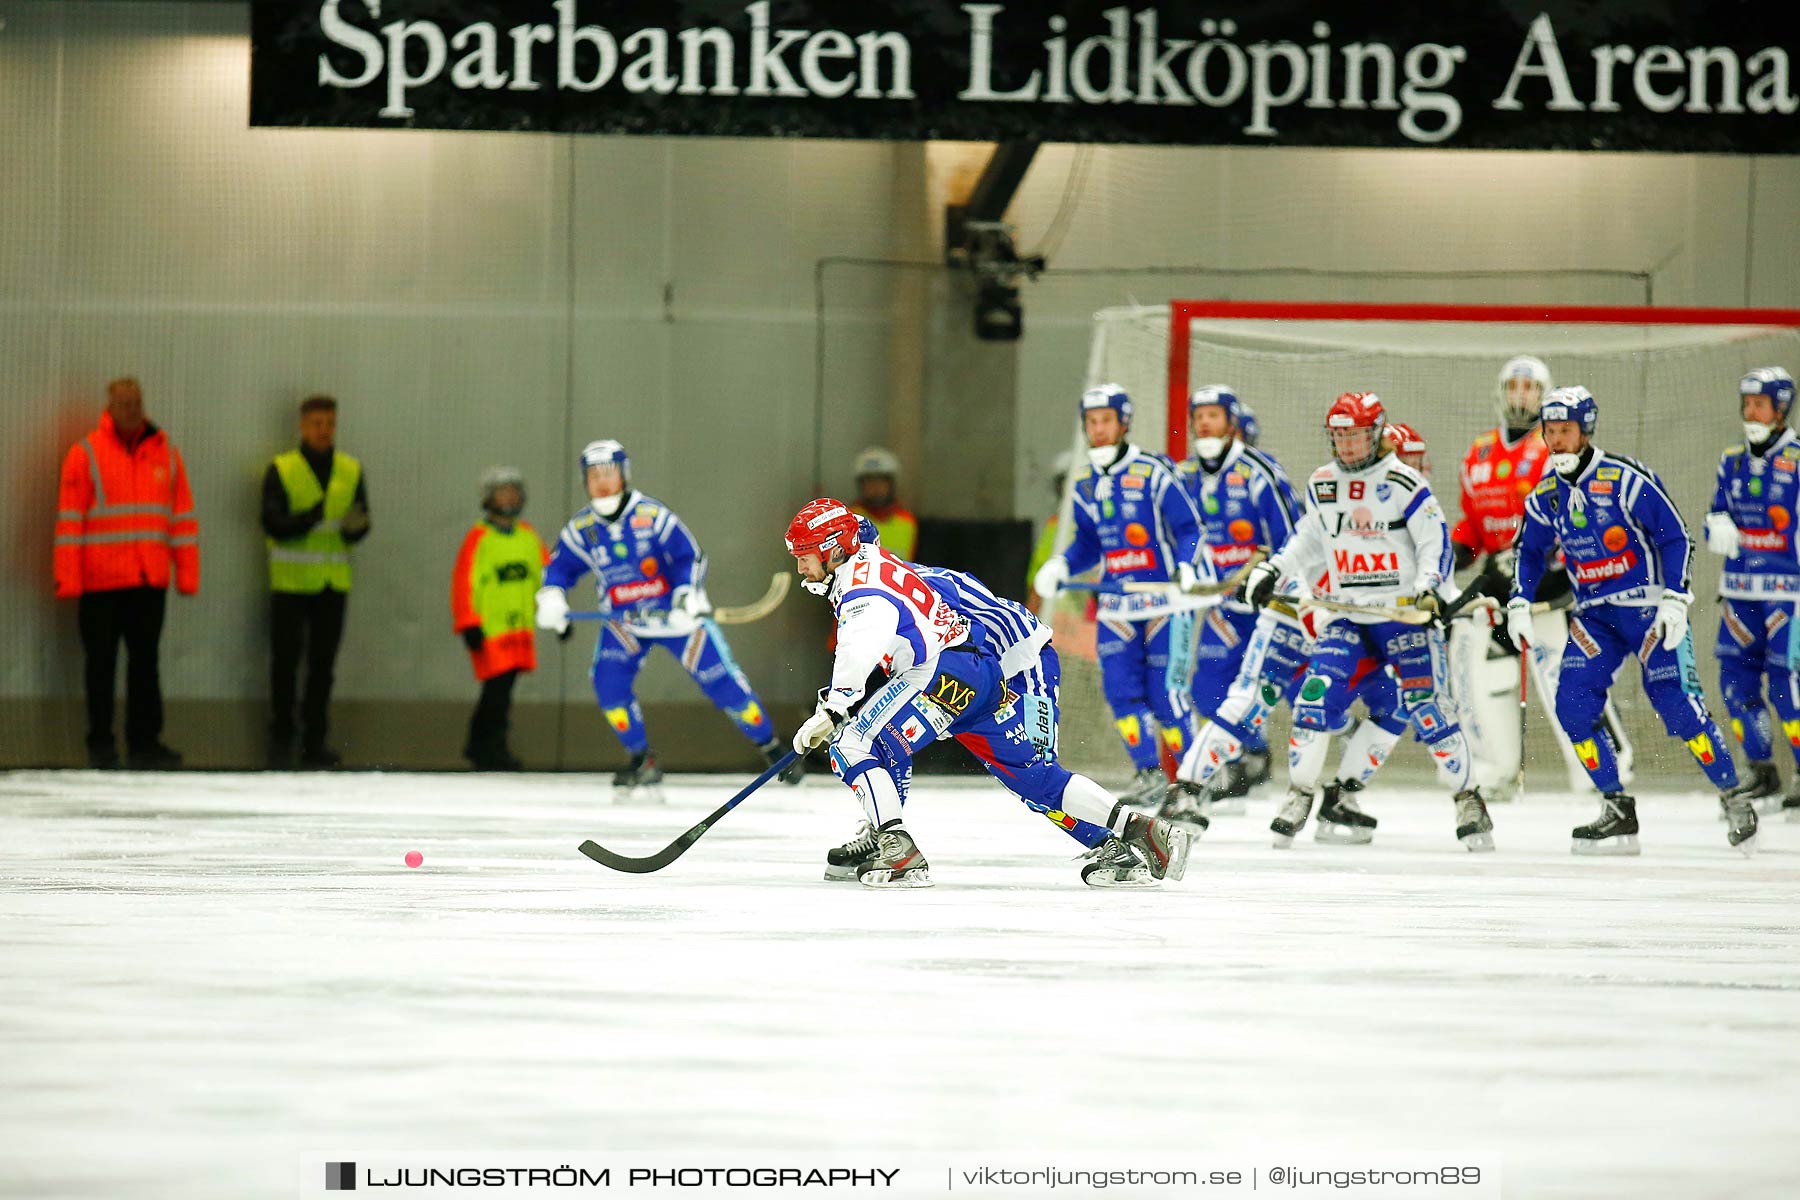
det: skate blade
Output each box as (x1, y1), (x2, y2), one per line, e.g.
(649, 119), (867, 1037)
(822, 865), (862, 882)
(1571, 835), (1640, 856)
(858, 867), (933, 888)
(1730, 833), (1758, 858)
(1315, 823), (1374, 845)
(613, 784), (666, 807)
(1458, 829), (1496, 853)
(1082, 867), (1157, 888)
(1161, 828), (1191, 882)
(1210, 798), (1248, 816)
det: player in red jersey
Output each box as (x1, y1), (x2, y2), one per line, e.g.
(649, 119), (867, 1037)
(1447, 356), (1633, 798)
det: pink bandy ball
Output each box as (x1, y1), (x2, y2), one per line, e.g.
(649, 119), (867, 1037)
(404, 851), (424, 868)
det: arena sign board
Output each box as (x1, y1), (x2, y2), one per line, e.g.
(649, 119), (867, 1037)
(250, 1), (1800, 152)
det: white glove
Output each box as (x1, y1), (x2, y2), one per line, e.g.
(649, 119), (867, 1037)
(1033, 557), (1070, 600)
(1654, 591), (1692, 651)
(670, 584), (710, 619)
(1505, 597), (1534, 651)
(792, 702), (846, 754)
(1174, 561), (1200, 594)
(534, 586), (570, 634)
(1704, 512), (1741, 558)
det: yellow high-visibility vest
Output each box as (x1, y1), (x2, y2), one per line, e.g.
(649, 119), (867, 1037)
(267, 450), (361, 593)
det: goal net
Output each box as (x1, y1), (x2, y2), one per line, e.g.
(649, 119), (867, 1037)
(1051, 300), (1800, 791)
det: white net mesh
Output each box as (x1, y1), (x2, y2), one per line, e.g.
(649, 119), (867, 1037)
(1052, 304), (1800, 790)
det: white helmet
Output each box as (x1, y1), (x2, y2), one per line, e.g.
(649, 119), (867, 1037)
(1496, 355), (1552, 429)
(853, 446), (901, 480)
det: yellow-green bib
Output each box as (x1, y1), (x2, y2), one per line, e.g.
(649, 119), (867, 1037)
(268, 450), (360, 593)
(469, 523), (545, 637)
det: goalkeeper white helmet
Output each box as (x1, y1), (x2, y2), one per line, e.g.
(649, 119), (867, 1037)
(1496, 356), (1552, 430)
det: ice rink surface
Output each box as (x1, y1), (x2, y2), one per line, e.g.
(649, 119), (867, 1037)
(3, 768), (1799, 1200)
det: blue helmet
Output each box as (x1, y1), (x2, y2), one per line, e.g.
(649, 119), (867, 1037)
(1540, 386), (1598, 435)
(1741, 367), (1796, 421)
(1187, 385), (1241, 425)
(1237, 402), (1261, 447)
(1081, 383), (1133, 427)
(856, 515), (880, 547)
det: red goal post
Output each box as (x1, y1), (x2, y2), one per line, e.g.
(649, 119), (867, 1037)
(1160, 300), (1800, 462)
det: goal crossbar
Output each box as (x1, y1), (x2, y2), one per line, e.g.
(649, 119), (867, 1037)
(1162, 300), (1800, 460)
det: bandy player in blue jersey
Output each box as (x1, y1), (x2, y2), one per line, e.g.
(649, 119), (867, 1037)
(1174, 385), (1301, 804)
(1703, 367), (1800, 819)
(1033, 384), (1208, 808)
(786, 499), (1190, 889)
(1508, 387), (1759, 856)
(535, 440), (799, 799)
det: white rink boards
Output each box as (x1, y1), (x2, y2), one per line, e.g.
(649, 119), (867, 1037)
(3, 770), (1798, 1199)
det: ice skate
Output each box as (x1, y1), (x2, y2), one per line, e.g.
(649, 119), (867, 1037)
(612, 750), (666, 805)
(1241, 748), (1273, 793)
(1270, 785), (1314, 849)
(1572, 792), (1639, 856)
(1120, 767), (1167, 811)
(1314, 779), (1377, 845)
(763, 739), (806, 786)
(856, 824), (932, 888)
(1207, 762), (1249, 815)
(824, 821), (878, 882)
(1723, 760), (1783, 815)
(1722, 792), (1759, 857)
(1078, 837), (1156, 888)
(1121, 812), (1190, 881)
(1156, 781), (1211, 835)
(1453, 788), (1495, 852)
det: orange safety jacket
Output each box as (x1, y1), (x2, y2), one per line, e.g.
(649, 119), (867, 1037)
(55, 412), (198, 598)
(452, 519), (550, 681)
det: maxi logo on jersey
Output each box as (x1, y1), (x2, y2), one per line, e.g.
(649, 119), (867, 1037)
(1333, 549), (1401, 586)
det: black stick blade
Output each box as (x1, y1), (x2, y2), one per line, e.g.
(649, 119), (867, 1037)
(577, 821), (708, 874)
(574, 750), (796, 875)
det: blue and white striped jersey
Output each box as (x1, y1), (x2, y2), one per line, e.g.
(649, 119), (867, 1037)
(914, 564), (1051, 679)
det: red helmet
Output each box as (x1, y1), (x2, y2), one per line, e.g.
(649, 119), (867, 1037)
(1384, 421), (1429, 475)
(1325, 392), (1386, 470)
(785, 498), (861, 560)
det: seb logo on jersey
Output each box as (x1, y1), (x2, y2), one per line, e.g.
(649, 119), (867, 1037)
(1572, 550), (1638, 584)
(609, 577), (670, 605)
(1104, 547), (1156, 573)
(1333, 549), (1400, 586)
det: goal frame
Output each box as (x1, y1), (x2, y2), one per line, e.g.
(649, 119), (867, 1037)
(1160, 300), (1800, 461)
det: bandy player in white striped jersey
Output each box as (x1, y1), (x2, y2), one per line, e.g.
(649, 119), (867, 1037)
(1240, 392), (1496, 851)
(820, 516), (1109, 877)
(787, 500), (1189, 888)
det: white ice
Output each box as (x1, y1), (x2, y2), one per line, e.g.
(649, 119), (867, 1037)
(3, 769), (1799, 1200)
